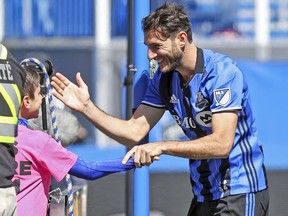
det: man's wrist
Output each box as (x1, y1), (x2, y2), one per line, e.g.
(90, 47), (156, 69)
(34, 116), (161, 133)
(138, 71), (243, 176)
(82, 99), (93, 114)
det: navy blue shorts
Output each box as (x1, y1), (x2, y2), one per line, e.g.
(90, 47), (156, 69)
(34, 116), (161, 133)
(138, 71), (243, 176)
(187, 189), (269, 216)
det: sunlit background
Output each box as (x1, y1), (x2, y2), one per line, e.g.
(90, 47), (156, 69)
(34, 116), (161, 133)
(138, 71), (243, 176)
(1, 0), (288, 215)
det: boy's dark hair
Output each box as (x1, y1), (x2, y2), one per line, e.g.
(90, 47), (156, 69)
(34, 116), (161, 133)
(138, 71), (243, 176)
(22, 67), (40, 100)
(142, 2), (193, 43)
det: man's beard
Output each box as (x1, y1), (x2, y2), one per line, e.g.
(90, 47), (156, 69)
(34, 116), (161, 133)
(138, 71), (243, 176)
(161, 44), (182, 73)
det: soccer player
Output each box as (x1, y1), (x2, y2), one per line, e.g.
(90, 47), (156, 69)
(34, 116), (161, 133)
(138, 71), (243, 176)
(51, 3), (269, 216)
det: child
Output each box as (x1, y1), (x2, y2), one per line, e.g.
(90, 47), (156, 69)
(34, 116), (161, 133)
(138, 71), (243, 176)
(12, 67), (134, 216)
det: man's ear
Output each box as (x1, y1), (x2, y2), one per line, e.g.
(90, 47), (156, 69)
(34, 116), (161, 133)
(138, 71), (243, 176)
(22, 95), (31, 109)
(177, 31), (187, 47)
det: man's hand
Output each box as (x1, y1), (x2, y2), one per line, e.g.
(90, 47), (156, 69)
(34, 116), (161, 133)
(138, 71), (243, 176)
(51, 72), (90, 113)
(122, 143), (162, 168)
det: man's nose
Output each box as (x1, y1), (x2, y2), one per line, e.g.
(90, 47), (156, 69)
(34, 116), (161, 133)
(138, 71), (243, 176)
(147, 48), (157, 60)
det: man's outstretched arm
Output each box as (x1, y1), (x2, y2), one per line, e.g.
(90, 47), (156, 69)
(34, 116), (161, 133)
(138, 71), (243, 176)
(51, 72), (165, 148)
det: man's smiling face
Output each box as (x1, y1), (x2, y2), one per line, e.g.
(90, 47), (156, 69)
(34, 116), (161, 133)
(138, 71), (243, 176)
(144, 30), (183, 73)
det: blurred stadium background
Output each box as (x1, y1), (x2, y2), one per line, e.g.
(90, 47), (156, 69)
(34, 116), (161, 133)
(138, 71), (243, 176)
(1, 0), (288, 215)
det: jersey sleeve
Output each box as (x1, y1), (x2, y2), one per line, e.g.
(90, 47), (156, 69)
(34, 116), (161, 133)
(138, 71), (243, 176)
(141, 70), (166, 108)
(207, 62), (243, 113)
(38, 136), (78, 182)
(69, 156), (135, 180)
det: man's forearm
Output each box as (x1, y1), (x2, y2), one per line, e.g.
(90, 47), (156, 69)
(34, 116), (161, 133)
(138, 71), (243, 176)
(160, 134), (232, 159)
(81, 100), (142, 148)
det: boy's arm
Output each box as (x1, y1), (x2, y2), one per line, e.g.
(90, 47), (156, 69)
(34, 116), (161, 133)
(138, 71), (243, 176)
(68, 157), (135, 180)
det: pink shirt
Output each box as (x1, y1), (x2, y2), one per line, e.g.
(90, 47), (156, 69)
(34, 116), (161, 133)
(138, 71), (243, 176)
(12, 125), (78, 216)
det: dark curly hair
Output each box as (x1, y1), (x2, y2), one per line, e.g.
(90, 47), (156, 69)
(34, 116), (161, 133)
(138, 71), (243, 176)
(142, 2), (193, 43)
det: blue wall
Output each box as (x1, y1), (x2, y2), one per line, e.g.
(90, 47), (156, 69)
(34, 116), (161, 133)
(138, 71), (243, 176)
(5, 0), (95, 38)
(238, 60), (288, 169)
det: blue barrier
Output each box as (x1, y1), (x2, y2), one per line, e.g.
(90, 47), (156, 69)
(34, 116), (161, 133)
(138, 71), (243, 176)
(4, 0), (94, 38)
(237, 60), (288, 169)
(4, 0), (288, 39)
(132, 1), (150, 216)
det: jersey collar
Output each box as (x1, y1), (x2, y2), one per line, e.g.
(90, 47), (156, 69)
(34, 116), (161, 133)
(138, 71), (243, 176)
(18, 118), (28, 127)
(194, 47), (204, 74)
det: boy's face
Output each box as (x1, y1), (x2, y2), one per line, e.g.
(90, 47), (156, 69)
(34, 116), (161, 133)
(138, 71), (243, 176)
(29, 86), (43, 119)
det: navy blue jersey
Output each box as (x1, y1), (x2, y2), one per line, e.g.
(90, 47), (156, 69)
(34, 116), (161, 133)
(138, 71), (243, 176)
(142, 48), (268, 202)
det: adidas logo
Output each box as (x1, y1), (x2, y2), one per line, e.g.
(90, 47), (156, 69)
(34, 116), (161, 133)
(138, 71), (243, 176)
(169, 94), (178, 104)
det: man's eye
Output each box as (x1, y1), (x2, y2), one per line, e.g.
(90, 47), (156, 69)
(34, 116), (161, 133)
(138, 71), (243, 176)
(150, 45), (160, 52)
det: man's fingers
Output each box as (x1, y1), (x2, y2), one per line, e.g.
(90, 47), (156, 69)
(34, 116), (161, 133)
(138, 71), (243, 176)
(138, 147), (152, 166)
(51, 88), (63, 100)
(122, 147), (146, 168)
(51, 73), (70, 91)
(75, 72), (87, 89)
(122, 148), (135, 165)
(51, 77), (64, 91)
(55, 72), (71, 86)
(152, 156), (160, 161)
(122, 146), (158, 168)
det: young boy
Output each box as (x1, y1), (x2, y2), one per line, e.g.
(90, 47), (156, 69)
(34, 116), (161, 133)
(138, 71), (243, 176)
(12, 67), (134, 216)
